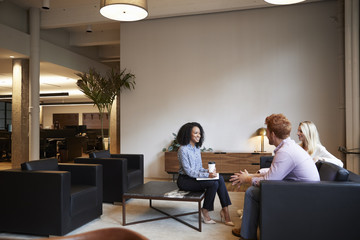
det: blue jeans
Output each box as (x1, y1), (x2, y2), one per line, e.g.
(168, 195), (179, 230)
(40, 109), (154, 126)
(177, 174), (231, 211)
(240, 186), (260, 239)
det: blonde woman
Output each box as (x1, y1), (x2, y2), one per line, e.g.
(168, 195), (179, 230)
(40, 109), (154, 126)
(297, 121), (343, 167)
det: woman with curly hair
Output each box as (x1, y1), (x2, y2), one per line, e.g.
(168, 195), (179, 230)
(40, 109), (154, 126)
(176, 122), (233, 226)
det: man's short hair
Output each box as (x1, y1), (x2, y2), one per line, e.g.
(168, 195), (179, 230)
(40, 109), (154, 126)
(265, 114), (292, 139)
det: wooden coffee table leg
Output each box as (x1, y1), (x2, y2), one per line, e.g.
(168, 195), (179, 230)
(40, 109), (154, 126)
(198, 200), (202, 232)
(122, 196), (127, 225)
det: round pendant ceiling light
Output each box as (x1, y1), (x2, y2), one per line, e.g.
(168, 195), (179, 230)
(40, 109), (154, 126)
(264, 0), (306, 5)
(100, 0), (148, 22)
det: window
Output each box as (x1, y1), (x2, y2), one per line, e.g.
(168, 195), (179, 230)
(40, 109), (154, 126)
(0, 101), (11, 131)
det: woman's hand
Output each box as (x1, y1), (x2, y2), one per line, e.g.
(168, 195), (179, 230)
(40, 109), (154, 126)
(209, 170), (217, 178)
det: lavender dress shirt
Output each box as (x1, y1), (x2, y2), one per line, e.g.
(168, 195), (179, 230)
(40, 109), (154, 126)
(253, 137), (320, 185)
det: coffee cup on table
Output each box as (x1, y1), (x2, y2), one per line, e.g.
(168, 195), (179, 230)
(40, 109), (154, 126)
(208, 161), (216, 173)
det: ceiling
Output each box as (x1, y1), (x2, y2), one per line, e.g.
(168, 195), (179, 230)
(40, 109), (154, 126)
(0, 0), (324, 104)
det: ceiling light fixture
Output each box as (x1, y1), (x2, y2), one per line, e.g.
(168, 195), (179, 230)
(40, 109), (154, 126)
(41, 102), (94, 106)
(42, 0), (50, 10)
(264, 0), (305, 5)
(100, 0), (148, 22)
(40, 92), (69, 98)
(0, 92), (69, 99)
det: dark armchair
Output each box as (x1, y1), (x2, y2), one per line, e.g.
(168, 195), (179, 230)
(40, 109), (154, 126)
(260, 155), (273, 169)
(0, 158), (103, 236)
(259, 161), (360, 240)
(75, 150), (144, 203)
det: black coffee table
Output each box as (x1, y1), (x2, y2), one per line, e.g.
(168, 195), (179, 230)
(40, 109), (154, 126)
(122, 181), (205, 231)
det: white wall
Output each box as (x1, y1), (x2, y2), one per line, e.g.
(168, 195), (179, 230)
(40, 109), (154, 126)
(120, 1), (345, 178)
(41, 105), (98, 128)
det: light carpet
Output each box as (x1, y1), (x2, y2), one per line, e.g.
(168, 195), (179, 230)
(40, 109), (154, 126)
(0, 191), (244, 240)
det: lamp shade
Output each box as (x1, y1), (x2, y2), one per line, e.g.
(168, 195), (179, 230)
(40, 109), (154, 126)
(100, 0), (148, 21)
(257, 128), (267, 136)
(264, 0), (305, 4)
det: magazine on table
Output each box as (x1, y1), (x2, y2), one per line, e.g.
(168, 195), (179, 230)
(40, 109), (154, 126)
(164, 189), (190, 198)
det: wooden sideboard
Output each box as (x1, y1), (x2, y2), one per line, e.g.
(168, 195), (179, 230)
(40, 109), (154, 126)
(165, 151), (272, 174)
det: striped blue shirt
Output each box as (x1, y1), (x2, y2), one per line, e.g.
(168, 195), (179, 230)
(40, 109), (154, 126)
(178, 144), (209, 178)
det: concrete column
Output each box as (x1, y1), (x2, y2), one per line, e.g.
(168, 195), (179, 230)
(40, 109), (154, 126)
(29, 8), (40, 160)
(110, 95), (120, 154)
(116, 95), (120, 153)
(12, 59), (30, 168)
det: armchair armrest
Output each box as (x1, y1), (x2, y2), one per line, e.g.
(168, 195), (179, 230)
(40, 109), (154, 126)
(59, 163), (102, 186)
(260, 180), (360, 240)
(74, 157), (128, 190)
(0, 169), (72, 235)
(111, 154), (144, 171)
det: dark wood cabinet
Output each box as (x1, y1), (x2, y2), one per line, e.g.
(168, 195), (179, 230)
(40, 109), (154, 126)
(165, 151), (272, 174)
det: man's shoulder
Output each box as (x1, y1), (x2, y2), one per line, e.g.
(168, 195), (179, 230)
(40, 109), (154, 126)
(276, 139), (309, 161)
(279, 138), (303, 152)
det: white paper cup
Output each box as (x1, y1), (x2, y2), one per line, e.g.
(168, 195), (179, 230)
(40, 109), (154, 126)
(208, 161), (216, 173)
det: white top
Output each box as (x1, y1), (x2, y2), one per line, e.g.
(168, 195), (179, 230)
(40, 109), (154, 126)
(312, 145), (343, 167)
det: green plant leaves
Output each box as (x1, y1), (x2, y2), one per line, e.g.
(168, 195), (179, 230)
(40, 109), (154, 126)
(76, 67), (136, 113)
(75, 67), (136, 149)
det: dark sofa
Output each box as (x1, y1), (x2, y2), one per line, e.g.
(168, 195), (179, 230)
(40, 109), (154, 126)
(259, 161), (360, 240)
(0, 158), (103, 236)
(75, 150), (144, 203)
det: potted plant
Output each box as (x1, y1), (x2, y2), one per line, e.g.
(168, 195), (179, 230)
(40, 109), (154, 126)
(162, 133), (180, 152)
(76, 67), (135, 150)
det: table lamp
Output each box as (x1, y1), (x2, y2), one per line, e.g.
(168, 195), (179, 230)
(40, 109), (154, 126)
(257, 128), (267, 152)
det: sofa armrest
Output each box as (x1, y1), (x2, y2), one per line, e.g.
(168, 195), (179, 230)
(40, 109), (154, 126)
(260, 180), (360, 240)
(59, 163), (102, 187)
(0, 169), (71, 235)
(349, 171), (360, 183)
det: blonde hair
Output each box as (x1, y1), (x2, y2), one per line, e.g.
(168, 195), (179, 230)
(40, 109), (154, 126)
(298, 121), (321, 156)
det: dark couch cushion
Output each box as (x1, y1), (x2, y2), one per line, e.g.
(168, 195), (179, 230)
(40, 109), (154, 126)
(21, 158), (59, 171)
(89, 150), (111, 159)
(318, 161), (349, 181)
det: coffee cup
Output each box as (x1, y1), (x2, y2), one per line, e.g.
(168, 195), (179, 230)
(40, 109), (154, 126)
(208, 161), (216, 173)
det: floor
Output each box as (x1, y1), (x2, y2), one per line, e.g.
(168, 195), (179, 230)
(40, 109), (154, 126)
(0, 161), (11, 170)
